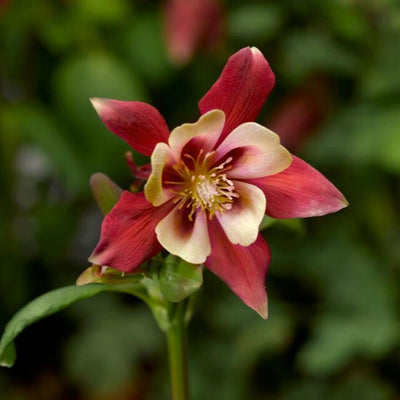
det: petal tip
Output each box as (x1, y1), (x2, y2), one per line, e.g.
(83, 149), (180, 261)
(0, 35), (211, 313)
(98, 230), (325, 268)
(250, 46), (261, 55)
(338, 195), (349, 210)
(87, 252), (97, 265)
(256, 304), (268, 319)
(89, 97), (108, 113)
(329, 189), (349, 214)
(253, 291), (268, 319)
(89, 171), (106, 186)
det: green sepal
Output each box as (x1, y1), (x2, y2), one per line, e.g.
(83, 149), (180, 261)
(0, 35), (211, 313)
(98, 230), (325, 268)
(76, 264), (144, 286)
(90, 172), (122, 215)
(159, 255), (203, 303)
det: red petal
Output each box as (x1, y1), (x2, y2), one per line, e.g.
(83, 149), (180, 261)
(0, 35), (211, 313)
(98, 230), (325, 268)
(198, 47), (275, 142)
(205, 219), (270, 318)
(89, 191), (173, 272)
(249, 156), (349, 219)
(90, 98), (170, 157)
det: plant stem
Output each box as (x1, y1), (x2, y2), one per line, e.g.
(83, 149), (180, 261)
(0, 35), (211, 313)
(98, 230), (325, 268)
(166, 301), (189, 400)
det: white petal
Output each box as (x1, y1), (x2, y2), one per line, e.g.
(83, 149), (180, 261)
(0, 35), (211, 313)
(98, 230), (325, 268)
(216, 122), (292, 179)
(168, 109), (225, 159)
(216, 181), (266, 246)
(145, 142), (176, 206)
(156, 206), (211, 264)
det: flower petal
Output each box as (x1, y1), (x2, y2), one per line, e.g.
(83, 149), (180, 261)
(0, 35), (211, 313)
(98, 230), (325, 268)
(156, 206), (211, 264)
(168, 109), (225, 159)
(198, 47), (275, 142)
(89, 191), (173, 272)
(145, 142), (177, 206)
(205, 219), (270, 318)
(216, 181), (266, 246)
(249, 155), (349, 218)
(90, 98), (169, 157)
(217, 122), (292, 179)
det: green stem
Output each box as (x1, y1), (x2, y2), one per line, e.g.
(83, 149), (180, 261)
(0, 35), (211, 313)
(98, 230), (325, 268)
(166, 301), (189, 400)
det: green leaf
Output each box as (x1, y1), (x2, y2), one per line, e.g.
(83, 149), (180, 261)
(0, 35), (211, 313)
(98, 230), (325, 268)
(90, 172), (122, 215)
(0, 342), (16, 368)
(0, 284), (135, 367)
(159, 255), (203, 303)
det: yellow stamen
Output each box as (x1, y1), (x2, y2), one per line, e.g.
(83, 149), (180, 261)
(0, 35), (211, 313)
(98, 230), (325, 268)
(168, 150), (239, 220)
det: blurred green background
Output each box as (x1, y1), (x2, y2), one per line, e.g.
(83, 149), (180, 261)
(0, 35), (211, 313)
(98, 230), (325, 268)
(1, 0), (400, 399)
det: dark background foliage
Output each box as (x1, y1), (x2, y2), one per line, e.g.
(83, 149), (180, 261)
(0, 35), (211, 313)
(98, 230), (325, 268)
(1, 0), (400, 399)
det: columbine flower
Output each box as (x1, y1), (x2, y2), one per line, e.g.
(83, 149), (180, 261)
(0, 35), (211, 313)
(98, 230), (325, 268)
(89, 47), (348, 318)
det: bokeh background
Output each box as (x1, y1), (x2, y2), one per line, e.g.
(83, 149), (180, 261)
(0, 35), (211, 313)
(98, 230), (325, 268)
(1, 0), (400, 399)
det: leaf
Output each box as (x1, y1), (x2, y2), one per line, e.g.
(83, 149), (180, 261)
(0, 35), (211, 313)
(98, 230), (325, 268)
(159, 255), (203, 303)
(0, 342), (16, 368)
(0, 284), (136, 367)
(90, 172), (122, 215)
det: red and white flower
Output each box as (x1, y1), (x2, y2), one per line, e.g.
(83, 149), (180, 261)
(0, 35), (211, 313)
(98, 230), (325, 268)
(89, 47), (348, 318)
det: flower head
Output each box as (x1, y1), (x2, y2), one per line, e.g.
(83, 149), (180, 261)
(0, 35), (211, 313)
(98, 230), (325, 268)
(144, 109), (291, 265)
(89, 47), (348, 318)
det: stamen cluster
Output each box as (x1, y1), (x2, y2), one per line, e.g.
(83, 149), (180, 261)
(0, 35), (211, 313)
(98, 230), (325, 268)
(171, 150), (239, 220)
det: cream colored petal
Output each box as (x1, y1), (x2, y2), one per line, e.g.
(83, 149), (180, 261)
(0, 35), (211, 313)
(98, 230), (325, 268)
(216, 181), (266, 246)
(168, 109), (225, 158)
(156, 206), (211, 264)
(216, 122), (292, 179)
(144, 142), (176, 206)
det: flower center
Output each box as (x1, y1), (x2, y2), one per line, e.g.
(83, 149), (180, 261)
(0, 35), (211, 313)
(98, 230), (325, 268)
(170, 150), (239, 220)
